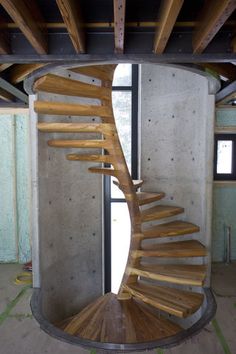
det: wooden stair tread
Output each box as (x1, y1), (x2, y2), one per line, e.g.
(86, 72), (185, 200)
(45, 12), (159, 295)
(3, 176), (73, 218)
(141, 205), (184, 222)
(66, 154), (114, 164)
(34, 101), (113, 118)
(88, 166), (119, 176)
(127, 264), (207, 286)
(33, 74), (111, 100)
(142, 220), (200, 239)
(113, 179), (143, 189)
(47, 139), (107, 149)
(59, 292), (182, 342)
(124, 281), (204, 318)
(137, 191), (165, 205)
(133, 240), (207, 258)
(70, 65), (117, 82)
(37, 122), (114, 135)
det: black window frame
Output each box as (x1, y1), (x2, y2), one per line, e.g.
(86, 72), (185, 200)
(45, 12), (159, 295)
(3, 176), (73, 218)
(214, 133), (236, 180)
(104, 64), (139, 293)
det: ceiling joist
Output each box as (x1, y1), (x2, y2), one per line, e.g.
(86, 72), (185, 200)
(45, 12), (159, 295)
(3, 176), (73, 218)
(192, 0), (236, 54)
(0, 63), (12, 72)
(10, 64), (46, 84)
(113, 0), (126, 53)
(0, 16), (11, 54)
(153, 0), (184, 54)
(56, 0), (85, 53)
(0, 77), (28, 103)
(231, 36), (236, 52)
(201, 63), (236, 82)
(0, 87), (14, 102)
(0, 0), (47, 54)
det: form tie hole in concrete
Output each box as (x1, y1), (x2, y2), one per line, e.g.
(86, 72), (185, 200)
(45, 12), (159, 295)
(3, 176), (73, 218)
(171, 158), (174, 161)
(148, 158), (151, 161)
(92, 196), (95, 199)
(69, 236), (73, 240)
(49, 201), (52, 205)
(92, 233), (96, 237)
(172, 115), (175, 118)
(192, 157), (195, 161)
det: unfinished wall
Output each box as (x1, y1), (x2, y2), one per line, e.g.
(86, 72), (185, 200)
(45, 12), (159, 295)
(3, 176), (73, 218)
(35, 68), (103, 322)
(140, 64), (216, 285)
(0, 109), (31, 263)
(212, 108), (236, 262)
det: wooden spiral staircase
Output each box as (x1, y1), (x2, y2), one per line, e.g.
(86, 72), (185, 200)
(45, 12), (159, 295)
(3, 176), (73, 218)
(32, 64), (214, 350)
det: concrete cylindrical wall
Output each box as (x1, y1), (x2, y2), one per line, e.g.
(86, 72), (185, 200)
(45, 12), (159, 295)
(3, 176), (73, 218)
(30, 63), (218, 326)
(140, 64), (216, 285)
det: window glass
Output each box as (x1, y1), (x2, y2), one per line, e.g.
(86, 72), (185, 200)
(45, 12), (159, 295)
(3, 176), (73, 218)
(111, 91), (132, 198)
(111, 203), (130, 293)
(105, 64), (138, 294)
(217, 140), (233, 174)
(113, 64), (132, 86)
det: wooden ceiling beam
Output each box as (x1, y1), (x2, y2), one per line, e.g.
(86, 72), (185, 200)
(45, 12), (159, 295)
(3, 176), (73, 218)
(153, 0), (184, 54)
(113, 0), (126, 53)
(231, 36), (236, 52)
(200, 63), (236, 81)
(0, 0), (47, 54)
(10, 64), (46, 84)
(0, 15), (11, 54)
(56, 0), (85, 53)
(0, 87), (14, 102)
(0, 64), (12, 72)
(193, 0), (236, 54)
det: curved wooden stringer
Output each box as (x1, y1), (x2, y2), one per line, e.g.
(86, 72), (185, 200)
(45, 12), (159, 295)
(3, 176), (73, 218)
(33, 64), (213, 349)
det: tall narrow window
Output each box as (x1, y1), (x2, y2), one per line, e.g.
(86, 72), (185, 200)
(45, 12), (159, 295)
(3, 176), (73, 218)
(214, 134), (236, 180)
(104, 64), (138, 293)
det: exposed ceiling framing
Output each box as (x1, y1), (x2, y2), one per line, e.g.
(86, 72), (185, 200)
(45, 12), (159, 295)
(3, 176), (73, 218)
(1, 0), (48, 54)
(113, 0), (126, 53)
(153, 0), (184, 54)
(0, 0), (235, 60)
(192, 0), (236, 54)
(56, 0), (85, 53)
(0, 0), (236, 105)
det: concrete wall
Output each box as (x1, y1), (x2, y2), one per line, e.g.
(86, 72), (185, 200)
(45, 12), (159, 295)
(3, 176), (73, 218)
(0, 109), (31, 263)
(212, 108), (236, 262)
(140, 65), (216, 286)
(35, 68), (103, 322)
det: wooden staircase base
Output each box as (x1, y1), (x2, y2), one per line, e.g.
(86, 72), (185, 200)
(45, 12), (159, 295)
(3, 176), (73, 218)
(58, 293), (182, 343)
(31, 287), (217, 352)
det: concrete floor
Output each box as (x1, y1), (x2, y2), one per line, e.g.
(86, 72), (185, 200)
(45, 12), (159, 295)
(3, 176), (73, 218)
(0, 263), (235, 354)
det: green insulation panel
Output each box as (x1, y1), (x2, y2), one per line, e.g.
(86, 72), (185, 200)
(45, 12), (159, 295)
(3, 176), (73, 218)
(212, 186), (236, 262)
(0, 111), (31, 263)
